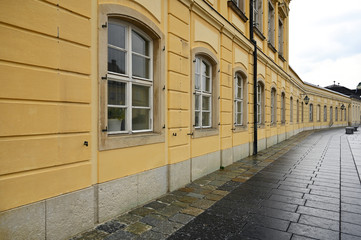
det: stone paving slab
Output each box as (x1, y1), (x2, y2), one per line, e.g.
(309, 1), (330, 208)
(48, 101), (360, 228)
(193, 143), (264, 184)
(70, 127), (361, 240)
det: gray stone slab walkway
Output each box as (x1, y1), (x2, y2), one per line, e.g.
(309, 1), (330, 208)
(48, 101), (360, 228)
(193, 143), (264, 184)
(71, 127), (361, 240)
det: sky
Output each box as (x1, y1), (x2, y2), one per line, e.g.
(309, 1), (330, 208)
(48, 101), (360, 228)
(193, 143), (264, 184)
(289, 0), (361, 89)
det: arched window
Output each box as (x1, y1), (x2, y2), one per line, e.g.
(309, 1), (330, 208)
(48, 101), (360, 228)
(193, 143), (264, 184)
(107, 19), (153, 133)
(235, 72), (245, 126)
(290, 97), (293, 123)
(271, 88), (276, 124)
(194, 56), (212, 128)
(302, 102), (304, 123)
(324, 105), (327, 122)
(281, 92), (285, 124)
(296, 99), (299, 123)
(330, 106), (333, 122)
(257, 81), (264, 124)
(309, 104), (313, 122)
(335, 107), (338, 121)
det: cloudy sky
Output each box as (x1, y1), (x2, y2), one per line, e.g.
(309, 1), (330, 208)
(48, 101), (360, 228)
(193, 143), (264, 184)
(289, 0), (361, 89)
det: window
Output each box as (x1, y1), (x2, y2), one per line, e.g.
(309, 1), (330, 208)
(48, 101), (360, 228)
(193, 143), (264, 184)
(192, 47), (219, 138)
(253, 0), (263, 31)
(195, 56), (212, 128)
(281, 92), (285, 124)
(330, 106), (333, 122)
(107, 20), (153, 133)
(290, 97), (293, 123)
(309, 104), (313, 122)
(268, 1), (275, 46)
(301, 102), (304, 123)
(335, 107), (338, 121)
(232, 0), (245, 12)
(316, 105), (320, 122)
(235, 72), (245, 126)
(324, 105), (327, 122)
(278, 18), (284, 56)
(99, 6), (165, 150)
(344, 108), (346, 121)
(271, 88), (276, 124)
(296, 99), (299, 123)
(257, 82), (264, 124)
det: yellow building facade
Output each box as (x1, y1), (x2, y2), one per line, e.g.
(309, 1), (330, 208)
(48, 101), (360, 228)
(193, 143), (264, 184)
(1, 0), (360, 239)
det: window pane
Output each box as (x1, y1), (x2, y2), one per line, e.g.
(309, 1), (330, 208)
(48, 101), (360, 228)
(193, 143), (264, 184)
(195, 111), (200, 127)
(108, 81), (126, 106)
(108, 107), (126, 131)
(108, 47), (126, 74)
(132, 85), (149, 107)
(108, 23), (126, 49)
(202, 61), (210, 77)
(202, 96), (211, 110)
(132, 108), (150, 130)
(237, 87), (242, 99)
(205, 77), (211, 92)
(195, 94), (200, 110)
(202, 112), (210, 126)
(132, 30), (149, 56)
(237, 101), (242, 113)
(132, 54), (150, 79)
(237, 113), (242, 124)
(195, 73), (200, 90)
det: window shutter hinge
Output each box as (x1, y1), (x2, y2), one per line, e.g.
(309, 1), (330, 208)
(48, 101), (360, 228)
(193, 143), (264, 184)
(102, 126), (108, 132)
(163, 46), (165, 51)
(231, 128), (236, 131)
(218, 69), (220, 72)
(163, 85), (166, 90)
(218, 122), (221, 125)
(102, 22), (107, 28)
(218, 96), (220, 100)
(163, 124), (165, 129)
(101, 74), (107, 80)
(187, 132), (194, 136)
(193, 59), (196, 63)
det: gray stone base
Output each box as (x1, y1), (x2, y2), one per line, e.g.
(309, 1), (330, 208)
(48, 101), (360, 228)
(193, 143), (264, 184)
(277, 133), (286, 143)
(0, 187), (94, 240)
(232, 142), (249, 161)
(267, 135), (277, 148)
(191, 151), (220, 181)
(221, 148), (233, 167)
(98, 166), (167, 222)
(258, 138), (266, 151)
(169, 160), (191, 191)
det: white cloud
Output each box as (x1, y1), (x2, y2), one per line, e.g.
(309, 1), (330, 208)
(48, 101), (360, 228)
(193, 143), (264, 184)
(289, 0), (361, 89)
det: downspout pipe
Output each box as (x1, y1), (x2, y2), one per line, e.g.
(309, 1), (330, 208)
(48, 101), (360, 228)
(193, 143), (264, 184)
(250, 0), (258, 155)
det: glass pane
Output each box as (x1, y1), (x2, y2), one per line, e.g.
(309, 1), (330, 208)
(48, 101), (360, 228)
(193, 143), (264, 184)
(108, 47), (126, 74)
(202, 112), (210, 126)
(195, 73), (200, 90)
(108, 23), (126, 49)
(237, 87), (242, 99)
(237, 113), (242, 124)
(202, 61), (210, 77)
(205, 77), (211, 92)
(195, 58), (200, 74)
(132, 30), (149, 56)
(132, 85), (149, 107)
(108, 81), (126, 105)
(202, 96), (210, 110)
(132, 54), (150, 79)
(195, 111), (200, 127)
(237, 101), (242, 113)
(195, 95), (200, 110)
(132, 108), (150, 130)
(108, 107), (126, 131)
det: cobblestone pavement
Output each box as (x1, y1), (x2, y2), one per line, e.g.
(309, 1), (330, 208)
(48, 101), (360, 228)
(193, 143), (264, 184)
(70, 127), (361, 240)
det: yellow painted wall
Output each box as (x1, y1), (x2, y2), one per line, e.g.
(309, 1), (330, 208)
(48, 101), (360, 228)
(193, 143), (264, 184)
(1, 0), (359, 214)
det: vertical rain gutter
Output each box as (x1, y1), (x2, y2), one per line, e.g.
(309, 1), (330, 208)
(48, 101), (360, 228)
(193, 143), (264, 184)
(250, 0), (258, 155)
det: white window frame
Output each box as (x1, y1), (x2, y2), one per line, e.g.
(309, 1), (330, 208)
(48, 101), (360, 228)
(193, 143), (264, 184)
(235, 73), (244, 126)
(271, 88), (276, 124)
(253, 0), (263, 31)
(290, 97), (293, 123)
(281, 92), (285, 124)
(233, 0), (245, 12)
(268, 1), (275, 46)
(278, 18), (284, 56)
(107, 20), (154, 134)
(257, 82), (263, 124)
(194, 56), (212, 129)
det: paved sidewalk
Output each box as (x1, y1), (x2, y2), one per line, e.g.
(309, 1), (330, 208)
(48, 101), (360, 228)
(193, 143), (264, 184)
(71, 128), (361, 240)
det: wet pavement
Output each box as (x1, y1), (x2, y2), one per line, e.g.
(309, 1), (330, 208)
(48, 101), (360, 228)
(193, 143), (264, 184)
(71, 127), (361, 240)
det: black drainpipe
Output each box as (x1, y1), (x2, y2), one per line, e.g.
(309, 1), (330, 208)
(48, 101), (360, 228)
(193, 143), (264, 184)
(250, 0), (258, 155)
